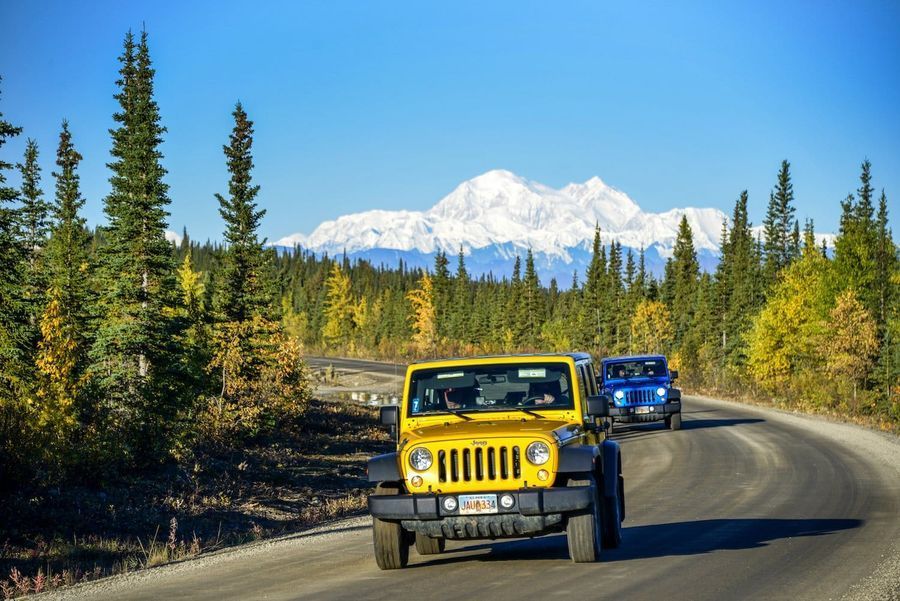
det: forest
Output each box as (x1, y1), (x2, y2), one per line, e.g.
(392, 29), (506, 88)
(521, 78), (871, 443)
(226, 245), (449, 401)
(1, 30), (898, 496)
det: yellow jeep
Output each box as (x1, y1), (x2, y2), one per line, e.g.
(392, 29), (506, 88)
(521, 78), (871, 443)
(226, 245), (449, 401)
(367, 353), (623, 568)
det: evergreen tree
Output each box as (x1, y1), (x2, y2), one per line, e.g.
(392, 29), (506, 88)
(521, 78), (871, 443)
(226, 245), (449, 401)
(432, 250), (450, 339)
(715, 191), (760, 365)
(0, 79), (25, 391)
(35, 121), (92, 442)
(605, 241), (624, 352)
(667, 216), (700, 344)
(18, 139), (51, 332)
(448, 247), (470, 343)
(763, 160), (797, 287)
(874, 190), (896, 330)
(581, 225), (606, 350)
(520, 249), (544, 348)
(89, 31), (184, 463)
(215, 102), (273, 322)
(832, 160), (880, 319)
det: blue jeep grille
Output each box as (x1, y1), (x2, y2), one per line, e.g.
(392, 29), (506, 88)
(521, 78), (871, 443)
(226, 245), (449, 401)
(625, 388), (658, 404)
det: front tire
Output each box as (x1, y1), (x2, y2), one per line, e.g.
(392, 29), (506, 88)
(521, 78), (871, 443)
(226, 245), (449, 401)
(601, 473), (624, 548)
(372, 483), (409, 569)
(566, 476), (602, 562)
(414, 532), (445, 555)
(666, 412), (682, 430)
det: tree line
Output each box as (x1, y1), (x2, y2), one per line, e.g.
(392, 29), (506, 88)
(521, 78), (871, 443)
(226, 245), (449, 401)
(1, 30), (897, 492)
(0, 31), (309, 490)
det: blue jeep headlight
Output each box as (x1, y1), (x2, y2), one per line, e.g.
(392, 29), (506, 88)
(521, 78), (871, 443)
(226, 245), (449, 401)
(656, 387), (666, 397)
(614, 390), (625, 401)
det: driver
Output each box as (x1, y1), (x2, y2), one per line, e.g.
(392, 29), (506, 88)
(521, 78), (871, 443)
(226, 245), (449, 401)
(529, 381), (560, 405)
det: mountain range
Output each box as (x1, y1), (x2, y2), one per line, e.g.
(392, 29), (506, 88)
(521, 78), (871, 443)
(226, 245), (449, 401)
(272, 169), (802, 284)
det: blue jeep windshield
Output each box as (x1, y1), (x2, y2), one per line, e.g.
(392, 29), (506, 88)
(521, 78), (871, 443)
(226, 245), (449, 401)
(605, 359), (667, 381)
(407, 363), (574, 416)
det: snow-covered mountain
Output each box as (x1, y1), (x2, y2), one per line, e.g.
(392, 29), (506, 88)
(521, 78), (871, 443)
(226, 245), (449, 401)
(273, 169), (730, 283)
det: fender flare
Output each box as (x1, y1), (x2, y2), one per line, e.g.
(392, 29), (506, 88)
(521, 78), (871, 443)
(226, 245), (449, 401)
(367, 452), (402, 483)
(557, 445), (600, 473)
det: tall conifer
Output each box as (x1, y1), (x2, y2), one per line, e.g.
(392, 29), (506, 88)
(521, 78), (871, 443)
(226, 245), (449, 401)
(215, 102), (272, 322)
(0, 79), (25, 387)
(89, 31), (182, 462)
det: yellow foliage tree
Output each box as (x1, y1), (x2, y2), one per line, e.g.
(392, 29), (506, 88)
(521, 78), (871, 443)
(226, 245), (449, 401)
(824, 289), (878, 406)
(35, 289), (80, 439)
(746, 247), (830, 391)
(630, 299), (673, 354)
(322, 263), (355, 348)
(407, 273), (436, 355)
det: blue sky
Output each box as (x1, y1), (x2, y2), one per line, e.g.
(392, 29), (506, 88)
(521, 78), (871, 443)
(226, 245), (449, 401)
(1, 0), (898, 243)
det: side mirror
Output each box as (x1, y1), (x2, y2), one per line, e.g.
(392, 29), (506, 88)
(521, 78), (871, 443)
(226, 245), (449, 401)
(670, 369), (679, 380)
(380, 405), (399, 439)
(380, 405), (399, 426)
(585, 395), (612, 418)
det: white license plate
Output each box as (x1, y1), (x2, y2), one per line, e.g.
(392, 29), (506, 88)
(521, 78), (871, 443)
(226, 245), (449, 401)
(636, 406), (651, 414)
(458, 494), (498, 515)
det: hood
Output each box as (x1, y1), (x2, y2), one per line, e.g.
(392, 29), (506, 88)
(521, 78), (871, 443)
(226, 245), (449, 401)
(402, 418), (574, 447)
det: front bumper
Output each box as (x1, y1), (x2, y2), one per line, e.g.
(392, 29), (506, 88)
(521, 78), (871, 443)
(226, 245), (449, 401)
(609, 400), (680, 421)
(370, 486), (592, 539)
(369, 486), (592, 520)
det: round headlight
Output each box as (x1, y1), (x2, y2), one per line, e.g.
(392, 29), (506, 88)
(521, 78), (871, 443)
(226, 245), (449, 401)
(408, 447), (433, 471)
(614, 390), (625, 400)
(443, 496), (458, 511)
(657, 387), (666, 397)
(526, 441), (551, 465)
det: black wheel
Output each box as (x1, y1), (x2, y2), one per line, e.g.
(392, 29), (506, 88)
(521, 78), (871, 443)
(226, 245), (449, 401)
(566, 475), (602, 562)
(601, 473), (624, 549)
(372, 483), (410, 569)
(667, 412), (682, 430)
(414, 532), (445, 555)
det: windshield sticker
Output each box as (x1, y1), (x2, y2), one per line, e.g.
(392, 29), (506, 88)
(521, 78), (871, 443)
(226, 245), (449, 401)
(518, 368), (546, 378)
(437, 372), (465, 379)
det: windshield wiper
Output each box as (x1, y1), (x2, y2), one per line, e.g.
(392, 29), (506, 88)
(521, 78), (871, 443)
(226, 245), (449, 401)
(445, 409), (474, 420)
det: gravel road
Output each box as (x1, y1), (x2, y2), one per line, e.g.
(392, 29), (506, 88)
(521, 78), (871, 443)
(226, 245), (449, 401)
(40, 360), (900, 601)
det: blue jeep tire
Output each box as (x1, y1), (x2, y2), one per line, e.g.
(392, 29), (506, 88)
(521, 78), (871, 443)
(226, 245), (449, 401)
(666, 412), (682, 430)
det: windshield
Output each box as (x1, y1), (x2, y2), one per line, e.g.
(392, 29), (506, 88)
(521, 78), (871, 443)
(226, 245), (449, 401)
(407, 362), (574, 417)
(604, 359), (667, 381)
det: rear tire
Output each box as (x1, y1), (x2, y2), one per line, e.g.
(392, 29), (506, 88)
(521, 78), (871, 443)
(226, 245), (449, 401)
(372, 483), (409, 569)
(667, 412), (682, 430)
(566, 476), (602, 563)
(414, 532), (445, 555)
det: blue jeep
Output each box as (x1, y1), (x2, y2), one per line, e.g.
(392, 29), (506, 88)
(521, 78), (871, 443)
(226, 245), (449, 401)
(599, 355), (682, 430)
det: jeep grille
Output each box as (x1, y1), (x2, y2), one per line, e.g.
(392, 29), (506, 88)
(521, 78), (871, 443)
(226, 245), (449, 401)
(437, 446), (522, 483)
(625, 388), (658, 404)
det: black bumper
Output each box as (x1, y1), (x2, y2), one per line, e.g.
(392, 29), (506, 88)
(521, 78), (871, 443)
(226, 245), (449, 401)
(609, 400), (680, 420)
(368, 486), (593, 521)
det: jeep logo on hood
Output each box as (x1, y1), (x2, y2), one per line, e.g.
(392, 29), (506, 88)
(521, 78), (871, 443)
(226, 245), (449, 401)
(471, 440), (488, 446)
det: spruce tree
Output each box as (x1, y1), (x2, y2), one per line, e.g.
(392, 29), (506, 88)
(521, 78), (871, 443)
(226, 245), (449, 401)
(0, 79), (25, 389)
(89, 31), (183, 463)
(35, 121), (92, 437)
(715, 191), (759, 365)
(432, 250), (450, 338)
(581, 225), (606, 350)
(215, 102), (272, 322)
(520, 249), (544, 348)
(18, 139), (51, 332)
(667, 216), (700, 344)
(874, 190), (895, 330)
(448, 247), (470, 343)
(763, 160), (796, 287)
(832, 160), (879, 318)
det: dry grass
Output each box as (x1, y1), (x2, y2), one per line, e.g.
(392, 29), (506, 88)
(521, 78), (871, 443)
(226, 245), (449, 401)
(0, 399), (392, 599)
